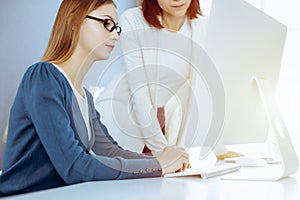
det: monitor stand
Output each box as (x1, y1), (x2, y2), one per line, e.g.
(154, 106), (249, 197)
(222, 77), (298, 181)
(253, 77), (298, 179)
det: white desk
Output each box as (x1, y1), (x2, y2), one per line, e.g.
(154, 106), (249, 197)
(3, 171), (300, 200)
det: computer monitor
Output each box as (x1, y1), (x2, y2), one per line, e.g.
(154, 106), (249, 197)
(203, 0), (287, 146)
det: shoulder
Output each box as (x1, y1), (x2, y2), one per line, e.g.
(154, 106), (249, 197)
(120, 7), (150, 31)
(22, 62), (69, 91)
(190, 15), (209, 45)
(24, 62), (60, 77)
(24, 62), (65, 81)
(121, 7), (143, 21)
(190, 15), (209, 29)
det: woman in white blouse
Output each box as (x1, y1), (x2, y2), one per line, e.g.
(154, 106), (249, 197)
(116, 0), (209, 156)
(99, 0), (241, 158)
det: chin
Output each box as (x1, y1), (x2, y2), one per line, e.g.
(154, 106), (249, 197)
(97, 56), (110, 61)
(172, 10), (188, 17)
(95, 52), (111, 61)
(103, 53), (112, 60)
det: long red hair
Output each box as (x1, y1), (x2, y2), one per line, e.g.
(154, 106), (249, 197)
(142, 0), (203, 29)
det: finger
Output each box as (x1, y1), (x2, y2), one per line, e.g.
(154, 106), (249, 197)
(173, 151), (189, 163)
(175, 163), (184, 173)
(181, 154), (189, 164)
(174, 146), (186, 153)
(175, 167), (182, 173)
(182, 162), (189, 171)
(182, 153), (189, 160)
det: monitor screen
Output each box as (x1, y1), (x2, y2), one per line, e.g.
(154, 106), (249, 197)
(203, 0), (287, 146)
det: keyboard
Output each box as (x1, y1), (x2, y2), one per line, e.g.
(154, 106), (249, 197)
(164, 163), (241, 179)
(221, 163), (284, 181)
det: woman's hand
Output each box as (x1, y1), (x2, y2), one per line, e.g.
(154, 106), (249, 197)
(156, 146), (190, 176)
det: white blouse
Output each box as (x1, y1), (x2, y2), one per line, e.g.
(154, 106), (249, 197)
(156, 17), (192, 107)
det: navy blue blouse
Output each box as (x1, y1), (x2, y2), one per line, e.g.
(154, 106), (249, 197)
(0, 62), (162, 196)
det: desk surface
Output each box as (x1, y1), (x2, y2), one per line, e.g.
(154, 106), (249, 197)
(3, 171), (300, 200)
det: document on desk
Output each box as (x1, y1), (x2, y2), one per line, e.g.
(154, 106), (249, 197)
(164, 163), (241, 179)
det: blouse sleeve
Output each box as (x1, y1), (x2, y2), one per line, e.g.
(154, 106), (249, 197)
(23, 63), (162, 184)
(120, 9), (168, 155)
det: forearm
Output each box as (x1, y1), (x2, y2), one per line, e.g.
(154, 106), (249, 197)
(93, 155), (162, 179)
(131, 99), (168, 155)
(92, 109), (166, 158)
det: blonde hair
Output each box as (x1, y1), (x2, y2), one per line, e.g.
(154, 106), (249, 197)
(41, 0), (115, 64)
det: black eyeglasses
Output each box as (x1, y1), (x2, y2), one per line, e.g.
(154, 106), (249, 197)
(86, 15), (122, 35)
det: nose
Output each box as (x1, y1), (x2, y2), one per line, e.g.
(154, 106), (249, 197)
(111, 29), (119, 41)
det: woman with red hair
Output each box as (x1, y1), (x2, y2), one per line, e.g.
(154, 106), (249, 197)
(117, 0), (208, 156)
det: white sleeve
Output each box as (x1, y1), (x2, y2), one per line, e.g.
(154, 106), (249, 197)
(119, 9), (168, 155)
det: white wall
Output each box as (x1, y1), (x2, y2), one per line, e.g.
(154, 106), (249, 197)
(0, 0), (62, 168)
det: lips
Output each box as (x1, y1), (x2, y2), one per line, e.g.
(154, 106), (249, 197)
(172, 3), (185, 8)
(105, 44), (115, 49)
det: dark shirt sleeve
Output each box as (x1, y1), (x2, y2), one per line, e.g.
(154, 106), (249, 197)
(23, 63), (162, 184)
(87, 92), (155, 159)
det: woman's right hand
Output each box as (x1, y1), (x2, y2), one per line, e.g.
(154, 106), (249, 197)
(156, 146), (190, 176)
